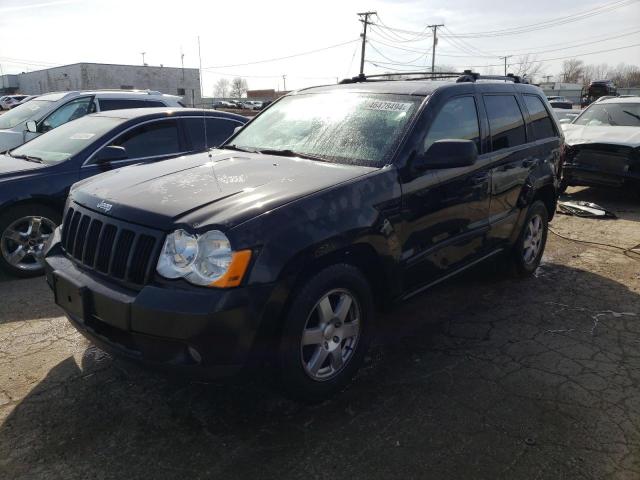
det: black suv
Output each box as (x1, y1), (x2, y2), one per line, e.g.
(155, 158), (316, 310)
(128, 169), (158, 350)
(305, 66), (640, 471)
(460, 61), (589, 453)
(44, 72), (563, 402)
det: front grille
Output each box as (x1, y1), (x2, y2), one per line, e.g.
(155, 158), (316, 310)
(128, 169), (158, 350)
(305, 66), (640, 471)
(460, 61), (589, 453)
(570, 144), (631, 175)
(61, 204), (163, 287)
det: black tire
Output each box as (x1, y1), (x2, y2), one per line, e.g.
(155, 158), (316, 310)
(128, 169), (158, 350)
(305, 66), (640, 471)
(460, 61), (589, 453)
(509, 200), (549, 277)
(278, 264), (374, 403)
(0, 205), (61, 278)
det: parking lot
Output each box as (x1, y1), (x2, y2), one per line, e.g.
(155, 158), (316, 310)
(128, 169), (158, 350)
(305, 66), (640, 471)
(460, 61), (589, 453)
(0, 186), (637, 480)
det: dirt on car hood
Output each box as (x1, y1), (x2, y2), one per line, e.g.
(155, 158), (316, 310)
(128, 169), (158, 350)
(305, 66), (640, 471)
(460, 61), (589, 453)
(71, 149), (377, 231)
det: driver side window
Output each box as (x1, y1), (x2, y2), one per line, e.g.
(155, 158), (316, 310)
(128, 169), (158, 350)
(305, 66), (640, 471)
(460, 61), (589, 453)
(41, 97), (95, 132)
(423, 96), (480, 153)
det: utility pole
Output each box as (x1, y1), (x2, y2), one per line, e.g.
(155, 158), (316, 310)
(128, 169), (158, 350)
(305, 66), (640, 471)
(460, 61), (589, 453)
(357, 11), (376, 76)
(141, 52), (147, 66)
(428, 24), (444, 78)
(282, 74), (287, 91)
(500, 55), (512, 76)
(180, 49), (185, 81)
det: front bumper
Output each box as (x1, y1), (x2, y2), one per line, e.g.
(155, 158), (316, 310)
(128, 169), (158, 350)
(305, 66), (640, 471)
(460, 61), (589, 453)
(563, 164), (640, 189)
(44, 234), (275, 378)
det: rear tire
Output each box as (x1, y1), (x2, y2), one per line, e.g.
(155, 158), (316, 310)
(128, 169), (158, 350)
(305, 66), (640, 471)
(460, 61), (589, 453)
(278, 264), (374, 403)
(508, 200), (549, 277)
(0, 205), (60, 278)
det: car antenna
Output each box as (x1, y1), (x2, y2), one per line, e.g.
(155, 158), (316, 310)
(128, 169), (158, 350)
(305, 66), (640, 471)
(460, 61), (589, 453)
(198, 36), (221, 193)
(197, 36), (212, 160)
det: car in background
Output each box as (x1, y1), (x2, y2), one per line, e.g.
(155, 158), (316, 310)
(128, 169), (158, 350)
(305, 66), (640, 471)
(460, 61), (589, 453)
(0, 95), (28, 110)
(547, 96), (572, 109)
(242, 101), (263, 110)
(0, 108), (247, 277)
(11, 95), (40, 109)
(580, 80), (617, 108)
(561, 97), (640, 194)
(213, 101), (236, 109)
(43, 74), (562, 402)
(0, 90), (184, 152)
(553, 108), (580, 125)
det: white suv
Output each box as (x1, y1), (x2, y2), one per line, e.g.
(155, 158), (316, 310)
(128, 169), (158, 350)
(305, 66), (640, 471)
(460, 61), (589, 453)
(0, 90), (184, 152)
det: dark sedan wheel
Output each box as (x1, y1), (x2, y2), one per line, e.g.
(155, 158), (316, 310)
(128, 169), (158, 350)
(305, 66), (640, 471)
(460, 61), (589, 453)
(0, 206), (60, 277)
(509, 200), (549, 277)
(278, 264), (374, 403)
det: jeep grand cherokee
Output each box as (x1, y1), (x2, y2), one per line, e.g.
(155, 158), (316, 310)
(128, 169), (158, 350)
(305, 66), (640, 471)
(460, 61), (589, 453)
(44, 73), (563, 402)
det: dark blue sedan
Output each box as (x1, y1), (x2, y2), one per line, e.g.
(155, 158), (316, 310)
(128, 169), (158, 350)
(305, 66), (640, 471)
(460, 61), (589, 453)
(0, 108), (248, 276)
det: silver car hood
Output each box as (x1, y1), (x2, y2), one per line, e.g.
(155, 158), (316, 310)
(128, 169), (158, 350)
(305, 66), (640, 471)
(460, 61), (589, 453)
(562, 124), (640, 148)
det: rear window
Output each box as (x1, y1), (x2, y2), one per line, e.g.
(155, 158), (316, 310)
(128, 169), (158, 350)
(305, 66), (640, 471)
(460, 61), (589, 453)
(99, 99), (149, 111)
(523, 95), (556, 140)
(184, 117), (244, 150)
(484, 95), (526, 151)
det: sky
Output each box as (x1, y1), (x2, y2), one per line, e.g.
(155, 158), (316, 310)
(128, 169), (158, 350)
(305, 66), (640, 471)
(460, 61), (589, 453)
(0, 0), (639, 94)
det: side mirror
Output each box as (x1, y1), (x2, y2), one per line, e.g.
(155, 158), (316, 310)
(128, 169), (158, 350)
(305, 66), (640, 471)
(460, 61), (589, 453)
(415, 139), (478, 170)
(94, 145), (128, 163)
(233, 125), (242, 135)
(26, 120), (37, 133)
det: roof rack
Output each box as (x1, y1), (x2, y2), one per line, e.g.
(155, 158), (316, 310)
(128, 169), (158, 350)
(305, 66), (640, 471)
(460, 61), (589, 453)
(338, 70), (526, 84)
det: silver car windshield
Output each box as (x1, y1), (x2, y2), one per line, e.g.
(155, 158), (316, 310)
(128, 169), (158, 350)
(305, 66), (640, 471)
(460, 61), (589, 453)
(227, 92), (422, 167)
(0, 99), (53, 129)
(9, 116), (122, 164)
(574, 103), (640, 127)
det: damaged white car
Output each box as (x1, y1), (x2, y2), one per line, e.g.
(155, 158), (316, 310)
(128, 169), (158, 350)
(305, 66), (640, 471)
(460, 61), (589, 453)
(561, 97), (640, 195)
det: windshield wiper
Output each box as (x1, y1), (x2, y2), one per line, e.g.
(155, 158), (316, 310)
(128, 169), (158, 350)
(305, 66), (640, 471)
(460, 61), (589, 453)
(218, 144), (258, 153)
(10, 154), (43, 163)
(622, 110), (640, 122)
(254, 148), (328, 162)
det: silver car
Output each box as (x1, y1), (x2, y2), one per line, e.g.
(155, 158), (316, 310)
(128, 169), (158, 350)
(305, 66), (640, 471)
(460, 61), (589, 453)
(0, 90), (184, 152)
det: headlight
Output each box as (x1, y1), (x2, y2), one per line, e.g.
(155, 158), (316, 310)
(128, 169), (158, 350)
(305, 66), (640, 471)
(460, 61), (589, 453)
(156, 229), (251, 287)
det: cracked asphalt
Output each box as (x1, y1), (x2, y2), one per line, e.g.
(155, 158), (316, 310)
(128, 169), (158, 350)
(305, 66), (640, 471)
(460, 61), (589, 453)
(1, 186), (639, 480)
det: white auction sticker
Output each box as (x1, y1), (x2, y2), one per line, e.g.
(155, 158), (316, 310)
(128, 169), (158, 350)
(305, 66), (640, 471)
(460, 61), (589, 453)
(70, 133), (95, 140)
(365, 100), (412, 112)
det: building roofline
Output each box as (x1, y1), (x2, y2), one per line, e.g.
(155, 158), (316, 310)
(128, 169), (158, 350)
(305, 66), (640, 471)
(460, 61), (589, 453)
(12, 62), (199, 75)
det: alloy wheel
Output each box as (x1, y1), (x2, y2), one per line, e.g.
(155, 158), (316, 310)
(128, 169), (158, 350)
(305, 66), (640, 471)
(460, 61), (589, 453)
(0, 216), (56, 271)
(300, 288), (361, 382)
(522, 214), (544, 264)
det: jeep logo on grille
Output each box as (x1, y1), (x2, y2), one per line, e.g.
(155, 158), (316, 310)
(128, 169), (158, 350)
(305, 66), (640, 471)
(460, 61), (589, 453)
(96, 200), (113, 213)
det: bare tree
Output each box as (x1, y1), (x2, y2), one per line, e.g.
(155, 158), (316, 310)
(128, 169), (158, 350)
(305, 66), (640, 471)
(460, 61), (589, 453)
(582, 63), (610, 85)
(511, 55), (545, 83)
(214, 78), (230, 98)
(560, 59), (584, 83)
(609, 63), (640, 88)
(230, 77), (248, 98)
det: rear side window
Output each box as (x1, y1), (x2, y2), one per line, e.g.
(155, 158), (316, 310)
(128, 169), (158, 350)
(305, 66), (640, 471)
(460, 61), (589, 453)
(423, 96), (480, 152)
(184, 118), (243, 150)
(99, 99), (149, 111)
(146, 100), (167, 107)
(484, 95), (526, 151)
(523, 95), (555, 140)
(111, 120), (180, 158)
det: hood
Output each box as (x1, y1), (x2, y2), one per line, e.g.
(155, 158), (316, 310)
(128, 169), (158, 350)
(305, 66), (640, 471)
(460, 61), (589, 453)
(0, 130), (26, 153)
(0, 154), (47, 179)
(71, 150), (377, 231)
(562, 124), (640, 148)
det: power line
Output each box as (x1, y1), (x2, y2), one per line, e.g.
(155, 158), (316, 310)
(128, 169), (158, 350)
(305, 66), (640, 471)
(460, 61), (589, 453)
(367, 41), (640, 70)
(370, 0), (638, 38)
(202, 39), (359, 70)
(367, 42), (429, 65)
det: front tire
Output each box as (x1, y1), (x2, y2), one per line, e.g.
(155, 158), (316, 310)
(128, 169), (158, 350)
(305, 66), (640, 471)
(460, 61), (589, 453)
(278, 264), (374, 403)
(509, 200), (549, 277)
(0, 205), (60, 278)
